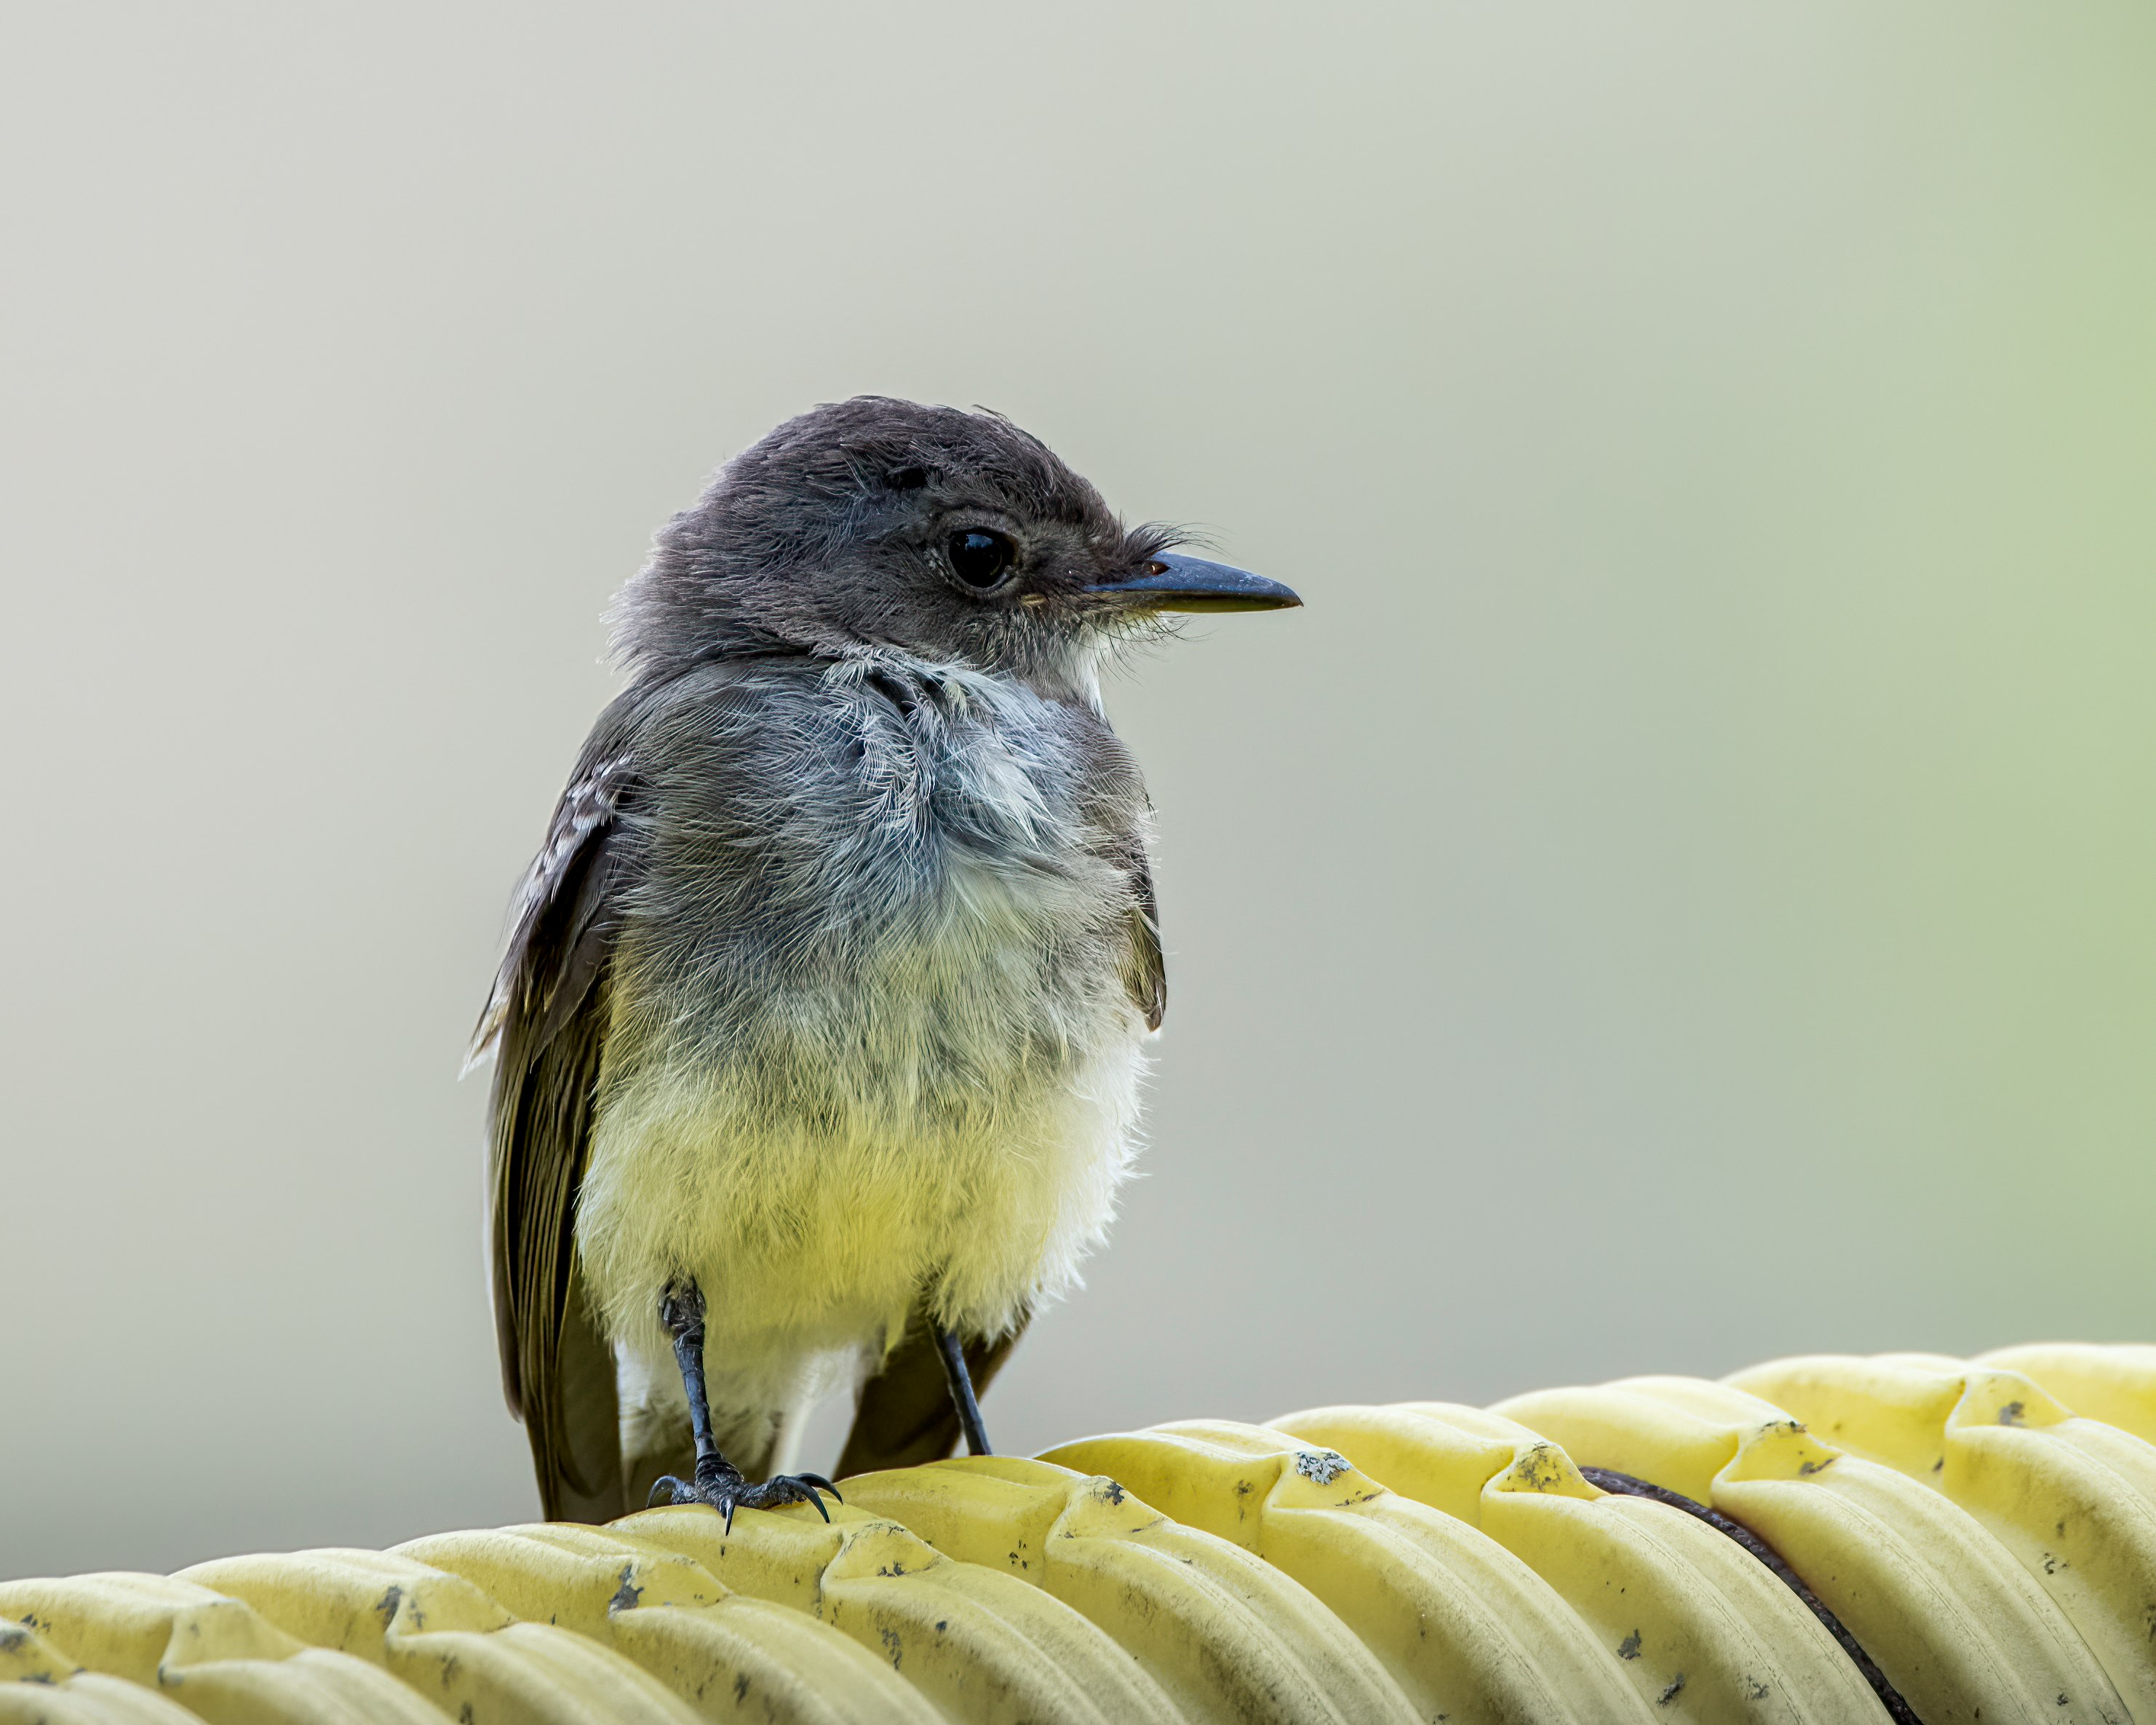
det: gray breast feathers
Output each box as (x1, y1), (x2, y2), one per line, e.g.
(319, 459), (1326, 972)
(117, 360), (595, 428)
(608, 654), (1161, 1066)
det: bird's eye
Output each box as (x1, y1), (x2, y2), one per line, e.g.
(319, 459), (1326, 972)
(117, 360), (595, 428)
(947, 529), (1016, 590)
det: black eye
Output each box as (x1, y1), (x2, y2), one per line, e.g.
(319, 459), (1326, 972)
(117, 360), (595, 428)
(947, 529), (1016, 590)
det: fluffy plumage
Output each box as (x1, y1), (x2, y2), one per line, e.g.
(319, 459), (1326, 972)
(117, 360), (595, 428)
(478, 399), (1182, 1519)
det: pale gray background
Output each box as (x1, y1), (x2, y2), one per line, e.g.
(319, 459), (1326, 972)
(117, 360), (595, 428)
(4, 3), (2152, 1579)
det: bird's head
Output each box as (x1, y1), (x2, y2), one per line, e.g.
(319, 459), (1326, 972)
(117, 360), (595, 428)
(610, 396), (1298, 695)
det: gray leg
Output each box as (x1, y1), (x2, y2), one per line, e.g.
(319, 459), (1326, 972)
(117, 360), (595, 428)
(648, 1280), (840, 1531)
(934, 1325), (993, 1456)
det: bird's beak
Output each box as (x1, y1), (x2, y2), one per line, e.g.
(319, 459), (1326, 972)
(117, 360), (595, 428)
(1086, 552), (1302, 613)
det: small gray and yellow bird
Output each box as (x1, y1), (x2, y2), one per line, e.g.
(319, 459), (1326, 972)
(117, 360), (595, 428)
(475, 397), (1299, 1523)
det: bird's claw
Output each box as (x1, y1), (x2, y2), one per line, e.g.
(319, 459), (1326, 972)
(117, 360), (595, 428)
(649, 1464), (842, 1531)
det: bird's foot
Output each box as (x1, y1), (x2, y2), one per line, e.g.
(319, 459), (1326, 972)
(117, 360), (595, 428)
(649, 1459), (841, 1532)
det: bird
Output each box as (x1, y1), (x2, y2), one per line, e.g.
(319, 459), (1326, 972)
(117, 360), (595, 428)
(474, 396), (1300, 1525)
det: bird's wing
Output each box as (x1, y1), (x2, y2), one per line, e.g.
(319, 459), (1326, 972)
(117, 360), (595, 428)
(1123, 841), (1166, 1032)
(475, 721), (640, 1523)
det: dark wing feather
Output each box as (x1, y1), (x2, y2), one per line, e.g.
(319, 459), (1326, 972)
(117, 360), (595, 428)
(1124, 845), (1166, 1032)
(836, 1309), (1030, 1478)
(476, 738), (637, 1523)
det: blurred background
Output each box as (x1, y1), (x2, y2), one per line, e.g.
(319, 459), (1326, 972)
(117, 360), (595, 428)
(4, 1), (2152, 1579)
